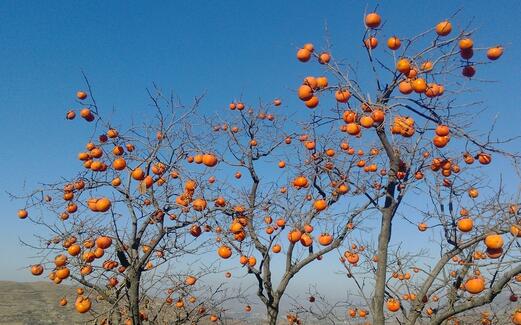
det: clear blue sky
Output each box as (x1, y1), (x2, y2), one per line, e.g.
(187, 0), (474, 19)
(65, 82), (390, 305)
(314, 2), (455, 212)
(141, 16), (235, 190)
(1, 0), (520, 299)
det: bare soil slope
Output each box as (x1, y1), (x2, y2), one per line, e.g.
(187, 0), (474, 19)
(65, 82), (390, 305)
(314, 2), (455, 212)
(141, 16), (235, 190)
(0, 281), (92, 325)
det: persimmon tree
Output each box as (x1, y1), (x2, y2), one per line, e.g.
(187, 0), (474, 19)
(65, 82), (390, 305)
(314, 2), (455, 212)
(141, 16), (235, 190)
(13, 85), (245, 325)
(314, 11), (521, 325)
(14, 8), (521, 325)
(187, 91), (390, 325)
(275, 10), (517, 325)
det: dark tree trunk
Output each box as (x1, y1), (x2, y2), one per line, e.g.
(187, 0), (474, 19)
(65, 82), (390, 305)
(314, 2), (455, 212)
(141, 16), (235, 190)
(372, 209), (393, 325)
(267, 303), (279, 325)
(127, 270), (142, 325)
(372, 128), (398, 325)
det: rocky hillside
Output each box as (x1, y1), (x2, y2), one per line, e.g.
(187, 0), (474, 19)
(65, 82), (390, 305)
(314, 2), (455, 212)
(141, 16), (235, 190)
(0, 281), (254, 324)
(0, 281), (93, 324)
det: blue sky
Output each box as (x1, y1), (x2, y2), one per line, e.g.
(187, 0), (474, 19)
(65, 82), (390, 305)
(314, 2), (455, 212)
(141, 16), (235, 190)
(1, 1), (520, 305)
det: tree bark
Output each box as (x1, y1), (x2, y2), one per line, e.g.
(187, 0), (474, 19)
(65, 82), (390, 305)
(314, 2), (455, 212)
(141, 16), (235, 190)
(128, 269), (142, 325)
(372, 128), (398, 325)
(372, 208), (393, 325)
(267, 303), (279, 325)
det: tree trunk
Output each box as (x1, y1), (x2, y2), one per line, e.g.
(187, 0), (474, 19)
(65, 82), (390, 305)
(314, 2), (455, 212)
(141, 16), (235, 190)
(371, 209), (393, 325)
(128, 270), (142, 325)
(267, 303), (279, 325)
(372, 128), (398, 325)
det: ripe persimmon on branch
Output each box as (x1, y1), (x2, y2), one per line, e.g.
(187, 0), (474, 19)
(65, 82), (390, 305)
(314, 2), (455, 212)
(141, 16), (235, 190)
(12, 8), (520, 325)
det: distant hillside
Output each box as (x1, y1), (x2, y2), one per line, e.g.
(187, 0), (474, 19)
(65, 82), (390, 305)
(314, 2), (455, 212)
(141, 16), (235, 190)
(2, 281), (512, 325)
(0, 281), (255, 325)
(0, 281), (93, 324)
